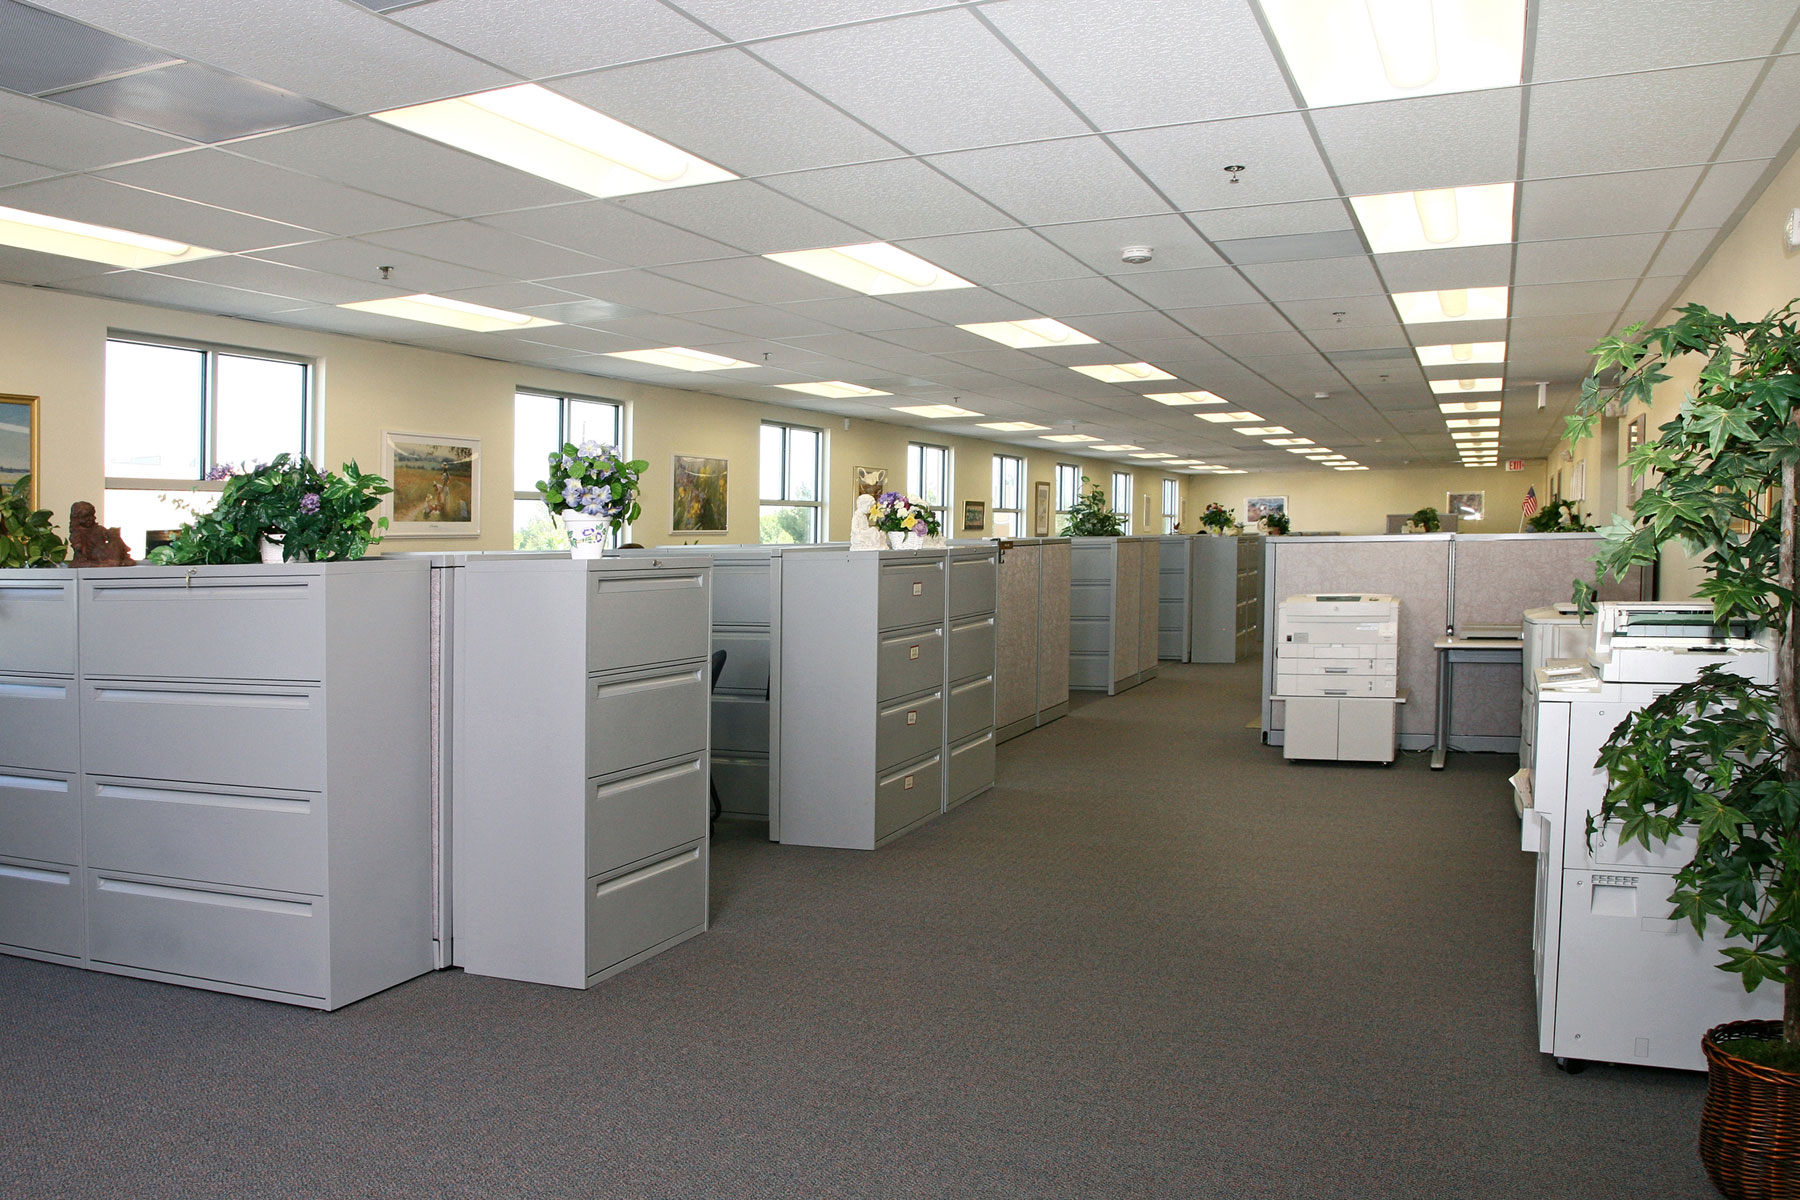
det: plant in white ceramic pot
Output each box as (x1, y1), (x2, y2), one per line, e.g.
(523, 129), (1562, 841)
(534, 440), (647, 558)
(868, 491), (940, 547)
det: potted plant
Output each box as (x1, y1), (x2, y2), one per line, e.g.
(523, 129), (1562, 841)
(1261, 510), (1291, 536)
(1063, 477), (1126, 536)
(1526, 497), (1596, 532)
(1569, 300), (1800, 1199)
(1198, 501), (1235, 536)
(868, 491), (941, 548)
(0, 475), (68, 567)
(534, 439), (647, 558)
(1406, 506), (1442, 533)
(148, 454), (390, 564)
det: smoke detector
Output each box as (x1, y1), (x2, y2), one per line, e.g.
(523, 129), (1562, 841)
(1121, 245), (1154, 264)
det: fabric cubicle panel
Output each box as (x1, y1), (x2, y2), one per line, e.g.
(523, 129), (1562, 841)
(1037, 541), (1071, 716)
(994, 542), (1040, 736)
(1263, 535), (1451, 741)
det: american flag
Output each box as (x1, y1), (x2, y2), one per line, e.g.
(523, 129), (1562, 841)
(1522, 486), (1539, 517)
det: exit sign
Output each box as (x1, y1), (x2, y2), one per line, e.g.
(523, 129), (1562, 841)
(1505, 459), (1525, 472)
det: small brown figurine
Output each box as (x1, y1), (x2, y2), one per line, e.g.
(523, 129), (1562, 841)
(68, 501), (136, 567)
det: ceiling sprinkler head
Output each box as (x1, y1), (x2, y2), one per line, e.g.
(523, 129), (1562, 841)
(1121, 245), (1154, 264)
(1224, 164), (1246, 184)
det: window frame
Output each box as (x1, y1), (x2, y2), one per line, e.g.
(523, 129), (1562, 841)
(906, 440), (952, 532)
(1054, 462), (1081, 519)
(1162, 478), (1179, 534)
(990, 452), (1023, 538)
(513, 388), (627, 548)
(759, 419), (825, 544)
(1111, 470), (1132, 534)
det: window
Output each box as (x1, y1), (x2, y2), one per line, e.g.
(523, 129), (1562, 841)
(1111, 470), (1132, 534)
(103, 335), (311, 552)
(991, 453), (1023, 538)
(514, 389), (624, 549)
(1054, 462), (1081, 521)
(1162, 479), (1179, 534)
(907, 441), (950, 532)
(760, 421), (823, 543)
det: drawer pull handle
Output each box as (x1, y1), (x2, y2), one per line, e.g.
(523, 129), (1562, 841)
(909, 645), (920, 660)
(0, 682), (66, 700)
(592, 669), (702, 698)
(97, 876), (314, 916)
(93, 783), (312, 813)
(0, 773), (68, 793)
(594, 847), (699, 898)
(89, 579), (311, 595)
(1324, 668), (1349, 674)
(0, 862), (69, 885)
(1324, 689), (1348, 696)
(592, 759), (700, 798)
(912, 582), (923, 596)
(0, 583), (68, 597)
(595, 575), (702, 594)
(906, 710), (917, 725)
(93, 687), (310, 709)
(904, 775), (915, 790)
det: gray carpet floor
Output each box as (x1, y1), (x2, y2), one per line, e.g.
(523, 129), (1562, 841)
(1, 660), (1714, 1199)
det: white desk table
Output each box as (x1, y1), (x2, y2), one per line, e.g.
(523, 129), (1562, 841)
(1431, 635), (1525, 769)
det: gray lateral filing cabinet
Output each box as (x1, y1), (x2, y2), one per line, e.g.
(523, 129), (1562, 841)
(452, 555), (712, 988)
(1163, 534), (1264, 663)
(777, 547), (997, 849)
(0, 562), (434, 1010)
(989, 537), (1070, 743)
(1069, 536), (1159, 694)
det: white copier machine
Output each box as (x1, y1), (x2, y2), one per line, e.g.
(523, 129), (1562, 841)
(1526, 602), (1779, 1072)
(1276, 594), (1403, 763)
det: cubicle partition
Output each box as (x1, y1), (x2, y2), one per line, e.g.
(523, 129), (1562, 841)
(988, 537), (1071, 743)
(1069, 536), (1160, 694)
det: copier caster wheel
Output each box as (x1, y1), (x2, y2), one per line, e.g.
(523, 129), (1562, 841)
(1554, 1057), (1587, 1075)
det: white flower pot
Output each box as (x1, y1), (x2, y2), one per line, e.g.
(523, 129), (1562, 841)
(886, 530), (910, 550)
(562, 514), (608, 559)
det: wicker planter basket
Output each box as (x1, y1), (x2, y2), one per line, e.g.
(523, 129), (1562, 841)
(1701, 1020), (1800, 1199)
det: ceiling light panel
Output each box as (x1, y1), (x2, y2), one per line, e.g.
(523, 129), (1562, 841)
(1335, 465), (1372, 471)
(605, 346), (754, 371)
(893, 404), (983, 418)
(372, 83), (736, 199)
(1438, 401), (1503, 415)
(1234, 426), (1292, 436)
(1416, 341), (1506, 366)
(1450, 430), (1497, 441)
(978, 421), (1050, 432)
(1145, 390), (1227, 406)
(0, 205), (221, 269)
(1069, 362), (1177, 383)
(1430, 379), (1504, 395)
(1196, 411), (1265, 423)
(764, 242), (974, 295)
(1040, 433), (1101, 443)
(777, 381), (892, 398)
(1393, 286), (1509, 323)
(338, 294), (559, 332)
(1261, 0), (1527, 109)
(1284, 446), (1323, 454)
(1264, 437), (1315, 446)
(1092, 444), (1143, 452)
(1444, 416), (1501, 428)
(1130, 452), (1175, 459)
(1349, 183), (1515, 253)
(958, 318), (1099, 349)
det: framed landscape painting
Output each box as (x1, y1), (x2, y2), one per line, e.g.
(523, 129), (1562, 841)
(963, 499), (985, 530)
(673, 454), (728, 532)
(1447, 491), (1485, 522)
(383, 431), (480, 537)
(1033, 480), (1051, 536)
(0, 394), (38, 507)
(1244, 496), (1286, 524)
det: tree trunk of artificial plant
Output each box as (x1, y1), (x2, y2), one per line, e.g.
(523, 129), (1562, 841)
(1784, 455), (1800, 1049)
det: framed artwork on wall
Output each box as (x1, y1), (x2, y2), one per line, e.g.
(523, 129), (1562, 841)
(0, 394), (37, 507)
(673, 454), (728, 532)
(383, 431), (480, 537)
(1244, 495), (1286, 523)
(962, 499), (985, 530)
(855, 465), (887, 499)
(1447, 491), (1485, 522)
(1033, 480), (1051, 536)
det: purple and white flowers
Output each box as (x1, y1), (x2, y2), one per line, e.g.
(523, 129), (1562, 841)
(535, 438), (648, 537)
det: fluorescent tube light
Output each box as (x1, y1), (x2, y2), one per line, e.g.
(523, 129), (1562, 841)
(1164, 459), (1205, 466)
(605, 346), (754, 371)
(1417, 341), (1505, 365)
(1335, 465), (1371, 471)
(1260, 0), (1526, 108)
(1349, 183), (1515, 253)
(1234, 426), (1292, 436)
(1450, 430), (1495, 441)
(1393, 286), (1508, 323)
(0, 204), (221, 269)
(1039, 433), (1101, 443)
(338, 293), (560, 332)
(1265, 438), (1315, 446)
(1145, 390), (1227, 406)
(1444, 416), (1500, 428)
(957, 318), (1098, 349)
(1430, 379), (1503, 395)
(1092, 444), (1143, 452)
(893, 404), (982, 419)
(978, 421), (1050, 432)
(1196, 411), (1264, 424)
(372, 83), (736, 199)
(776, 381), (891, 398)
(1438, 401), (1504, 415)
(764, 242), (972, 295)
(1130, 452), (1175, 459)
(1069, 362), (1176, 383)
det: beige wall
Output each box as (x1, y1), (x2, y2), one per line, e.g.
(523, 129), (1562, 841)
(1187, 461), (1546, 535)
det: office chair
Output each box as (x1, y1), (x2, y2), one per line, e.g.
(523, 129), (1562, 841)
(709, 648), (726, 829)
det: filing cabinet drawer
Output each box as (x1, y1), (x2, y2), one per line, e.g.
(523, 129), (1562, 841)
(711, 693), (769, 753)
(947, 730), (995, 806)
(711, 755), (769, 818)
(0, 673), (79, 772)
(1158, 570), (1185, 601)
(874, 755), (941, 842)
(82, 777), (325, 896)
(587, 756), (706, 878)
(877, 560), (945, 630)
(0, 770), (78, 865)
(87, 870), (326, 998)
(712, 630), (770, 694)
(947, 556), (997, 619)
(1282, 658), (1389, 676)
(876, 690), (942, 772)
(586, 665), (707, 779)
(82, 681), (325, 792)
(1275, 672), (1397, 698)
(1069, 584), (1114, 619)
(1069, 619), (1113, 655)
(711, 563), (771, 627)
(876, 626), (943, 701)
(586, 844), (705, 977)
(1158, 598), (1184, 632)
(0, 856), (81, 958)
(0, 575), (76, 677)
(82, 571), (323, 682)
(947, 674), (993, 744)
(588, 570), (709, 674)
(948, 616), (996, 682)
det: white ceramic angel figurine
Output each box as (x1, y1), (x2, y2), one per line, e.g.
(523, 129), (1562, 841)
(850, 492), (885, 550)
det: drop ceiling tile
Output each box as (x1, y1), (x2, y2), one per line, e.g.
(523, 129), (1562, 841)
(1507, 314), (1616, 342)
(1218, 230), (1365, 266)
(1240, 256), (1383, 302)
(1621, 276), (1690, 325)
(98, 149), (443, 237)
(1062, 310), (1196, 343)
(256, 237), (506, 295)
(879, 288), (1056, 324)
(414, 331), (599, 362)
(780, 330), (946, 363)
(0, 89), (192, 170)
(655, 254), (859, 304)
(1404, 318), (1510, 344)
(1648, 227), (1722, 277)
(433, 282), (596, 312)
(663, 0), (948, 41)
(392, 0), (719, 77)
(362, 221), (620, 281)
(751, 9), (1088, 155)
(988, 276), (1150, 318)
(33, 0), (516, 112)
(1205, 331), (1317, 359)
(57, 268), (310, 316)
(1117, 267), (1261, 310)
(1311, 328), (1411, 353)
(519, 298), (651, 324)
(762, 159), (1014, 241)
(0, 243), (122, 284)
(1187, 199), (1354, 241)
(618, 181), (865, 254)
(1518, 167), (1704, 240)
(892, 228), (1088, 286)
(234, 119), (585, 215)
(1373, 244), (1514, 292)
(869, 326), (994, 354)
(0, 0), (177, 95)
(53, 62), (344, 143)
(1682, 158), (1777, 228)
(1524, 61), (1763, 178)
(685, 305), (842, 340)
(584, 313), (752, 347)
(274, 303), (468, 340)
(1112, 114), (1337, 212)
(479, 202), (740, 269)
(547, 267), (741, 311)
(1165, 303), (1290, 336)
(1722, 54), (1800, 160)
(1531, 0), (1793, 79)
(924, 137), (1172, 227)
(0, 174), (313, 251)
(152, 254), (399, 305)
(491, 324), (640, 354)
(1033, 214), (1225, 275)
(981, 0), (1295, 129)
(1505, 336), (1613, 379)
(777, 297), (939, 332)
(0, 154), (55, 187)
(1513, 233), (1662, 286)
(552, 49), (902, 177)
(1314, 89), (1522, 195)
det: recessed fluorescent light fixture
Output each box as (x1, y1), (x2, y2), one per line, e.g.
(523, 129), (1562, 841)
(1450, 430), (1496, 441)
(1040, 433), (1101, 443)
(1285, 447), (1324, 454)
(1430, 379), (1503, 395)
(0, 205), (223, 269)
(1197, 410), (1265, 424)
(958, 318), (1098, 349)
(1417, 341), (1506, 366)
(764, 242), (973, 295)
(1146, 390), (1226, 406)
(1164, 459), (1205, 466)
(604, 346), (754, 371)
(978, 421), (1050, 432)
(1393, 286), (1509, 323)
(1444, 416), (1500, 428)
(1439, 400), (1503, 415)
(1130, 452), (1176, 459)
(338, 293), (560, 332)
(1260, 0), (1527, 109)
(1457, 442), (1500, 451)
(776, 381), (891, 399)
(893, 404), (982, 419)
(1070, 362), (1176, 383)
(1264, 437), (1314, 446)
(1349, 183), (1515, 253)
(1335, 465), (1371, 471)
(1092, 444), (1143, 452)
(1235, 426), (1292, 436)
(371, 83), (735, 199)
